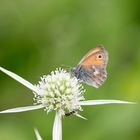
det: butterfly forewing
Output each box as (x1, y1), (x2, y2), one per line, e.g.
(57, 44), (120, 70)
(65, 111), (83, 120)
(78, 45), (108, 66)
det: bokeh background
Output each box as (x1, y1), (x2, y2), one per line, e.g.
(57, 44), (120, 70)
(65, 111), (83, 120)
(0, 0), (140, 140)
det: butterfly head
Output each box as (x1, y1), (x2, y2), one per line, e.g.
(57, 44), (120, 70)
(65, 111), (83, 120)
(69, 67), (77, 76)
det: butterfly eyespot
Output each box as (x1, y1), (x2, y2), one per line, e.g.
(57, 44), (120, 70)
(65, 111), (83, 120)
(97, 54), (103, 59)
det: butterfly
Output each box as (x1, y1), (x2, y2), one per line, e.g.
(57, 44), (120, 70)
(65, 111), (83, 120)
(70, 45), (108, 88)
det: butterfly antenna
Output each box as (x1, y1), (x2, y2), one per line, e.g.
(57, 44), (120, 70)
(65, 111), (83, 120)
(61, 64), (75, 75)
(60, 64), (71, 70)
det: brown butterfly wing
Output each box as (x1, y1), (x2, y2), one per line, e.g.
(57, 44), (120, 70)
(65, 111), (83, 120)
(76, 45), (108, 88)
(79, 45), (108, 66)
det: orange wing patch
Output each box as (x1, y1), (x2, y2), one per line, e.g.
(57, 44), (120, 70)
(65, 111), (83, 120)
(78, 45), (105, 65)
(80, 53), (104, 66)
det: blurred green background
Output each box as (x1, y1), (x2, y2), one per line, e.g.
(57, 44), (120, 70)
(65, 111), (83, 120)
(0, 0), (140, 140)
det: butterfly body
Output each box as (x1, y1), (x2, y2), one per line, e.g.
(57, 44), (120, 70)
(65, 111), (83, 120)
(71, 45), (108, 88)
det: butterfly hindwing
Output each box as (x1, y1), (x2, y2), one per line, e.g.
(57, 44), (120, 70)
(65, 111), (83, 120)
(72, 65), (107, 88)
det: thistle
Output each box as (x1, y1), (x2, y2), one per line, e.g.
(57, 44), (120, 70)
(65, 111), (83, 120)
(0, 67), (134, 140)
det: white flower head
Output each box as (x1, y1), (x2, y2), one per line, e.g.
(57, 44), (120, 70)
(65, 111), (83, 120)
(34, 68), (85, 116)
(0, 66), (135, 140)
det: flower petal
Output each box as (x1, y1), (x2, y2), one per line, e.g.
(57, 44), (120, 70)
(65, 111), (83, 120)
(34, 128), (43, 140)
(79, 100), (135, 106)
(53, 112), (62, 140)
(0, 67), (40, 93)
(75, 113), (87, 120)
(0, 105), (43, 113)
